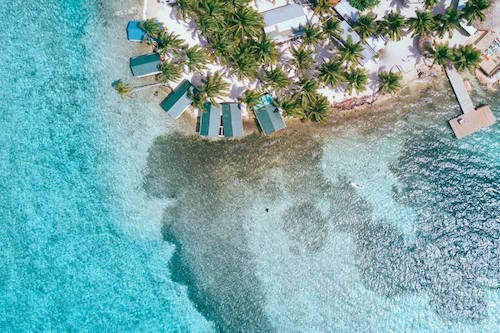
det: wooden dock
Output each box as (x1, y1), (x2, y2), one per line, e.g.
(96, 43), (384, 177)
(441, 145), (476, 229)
(445, 66), (475, 113)
(445, 66), (496, 139)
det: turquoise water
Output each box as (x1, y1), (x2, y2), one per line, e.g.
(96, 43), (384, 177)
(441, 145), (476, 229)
(0, 1), (211, 331)
(1, 0), (499, 332)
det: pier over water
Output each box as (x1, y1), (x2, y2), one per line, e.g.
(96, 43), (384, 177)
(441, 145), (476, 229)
(445, 66), (496, 139)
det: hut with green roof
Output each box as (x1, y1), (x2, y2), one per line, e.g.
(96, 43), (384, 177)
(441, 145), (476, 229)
(221, 103), (243, 138)
(160, 80), (197, 119)
(253, 95), (286, 136)
(200, 103), (222, 137)
(129, 53), (162, 78)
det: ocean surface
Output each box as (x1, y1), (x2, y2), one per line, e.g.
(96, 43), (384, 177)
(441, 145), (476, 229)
(0, 0), (498, 332)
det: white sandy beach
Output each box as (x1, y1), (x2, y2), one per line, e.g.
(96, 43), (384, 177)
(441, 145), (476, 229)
(141, 0), (482, 114)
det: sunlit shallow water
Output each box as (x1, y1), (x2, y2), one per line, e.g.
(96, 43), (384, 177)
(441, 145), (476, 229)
(1, 0), (499, 332)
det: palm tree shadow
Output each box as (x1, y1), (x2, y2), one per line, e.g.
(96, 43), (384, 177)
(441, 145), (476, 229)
(433, 0), (448, 14)
(369, 70), (379, 91)
(230, 85), (247, 100)
(407, 38), (424, 64)
(390, 0), (410, 11)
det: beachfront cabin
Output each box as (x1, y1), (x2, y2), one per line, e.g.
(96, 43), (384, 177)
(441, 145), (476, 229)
(338, 20), (375, 65)
(334, 0), (358, 23)
(129, 53), (162, 78)
(262, 4), (307, 43)
(160, 80), (197, 119)
(472, 30), (500, 78)
(253, 95), (286, 136)
(127, 21), (146, 42)
(221, 103), (244, 138)
(200, 103), (222, 137)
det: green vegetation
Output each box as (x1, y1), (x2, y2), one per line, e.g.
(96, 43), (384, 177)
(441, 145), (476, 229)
(378, 71), (402, 95)
(407, 10), (434, 37)
(379, 11), (405, 41)
(114, 80), (133, 99)
(427, 42), (481, 73)
(462, 0), (490, 24)
(352, 12), (377, 43)
(349, 0), (380, 11)
(128, 0), (490, 127)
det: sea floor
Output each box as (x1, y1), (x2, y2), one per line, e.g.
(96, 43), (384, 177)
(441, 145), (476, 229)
(1, 0), (499, 332)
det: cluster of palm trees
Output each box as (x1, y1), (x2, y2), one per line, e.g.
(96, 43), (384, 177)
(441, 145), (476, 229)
(351, 0), (490, 42)
(172, 0), (275, 81)
(140, 18), (208, 88)
(132, 0), (489, 122)
(140, 18), (233, 109)
(427, 43), (481, 72)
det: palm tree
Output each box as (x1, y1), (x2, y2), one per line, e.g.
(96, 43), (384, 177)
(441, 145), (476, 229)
(229, 5), (264, 43)
(435, 8), (461, 38)
(275, 95), (304, 118)
(294, 79), (318, 109)
(231, 47), (259, 80)
(290, 46), (314, 77)
(210, 33), (231, 61)
(352, 12), (377, 43)
(452, 45), (481, 72)
(141, 18), (162, 39)
(338, 36), (365, 67)
(428, 42), (452, 67)
(157, 31), (185, 56)
(345, 67), (368, 95)
(312, 0), (333, 18)
(318, 60), (346, 88)
(302, 23), (323, 48)
(322, 17), (344, 42)
(242, 89), (262, 111)
(378, 71), (402, 94)
(251, 36), (279, 67)
(264, 68), (291, 94)
(175, 0), (194, 19)
(380, 11), (405, 41)
(461, 0), (490, 24)
(407, 10), (434, 37)
(185, 45), (208, 72)
(424, 0), (439, 10)
(159, 61), (182, 86)
(307, 95), (331, 123)
(114, 80), (133, 99)
(200, 72), (229, 105)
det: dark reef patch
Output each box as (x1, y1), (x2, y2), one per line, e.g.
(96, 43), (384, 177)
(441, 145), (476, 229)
(142, 87), (499, 329)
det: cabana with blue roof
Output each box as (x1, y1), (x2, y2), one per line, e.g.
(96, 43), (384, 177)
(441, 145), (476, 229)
(221, 103), (243, 138)
(160, 80), (197, 119)
(253, 95), (286, 136)
(200, 103), (222, 137)
(127, 21), (146, 42)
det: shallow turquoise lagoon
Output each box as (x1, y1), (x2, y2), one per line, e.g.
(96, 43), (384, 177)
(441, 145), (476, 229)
(0, 0), (499, 332)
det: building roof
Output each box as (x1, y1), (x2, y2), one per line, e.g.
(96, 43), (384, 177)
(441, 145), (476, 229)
(472, 30), (500, 77)
(334, 0), (358, 23)
(262, 4), (307, 42)
(449, 104), (496, 139)
(160, 80), (196, 119)
(338, 20), (375, 65)
(200, 103), (222, 137)
(127, 21), (146, 42)
(254, 102), (286, 136)
(221, 103), (243, 137)
(130, 53), (162, 77)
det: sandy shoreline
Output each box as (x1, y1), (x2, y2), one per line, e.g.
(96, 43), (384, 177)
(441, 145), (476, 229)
(133, 0), (493, 135)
